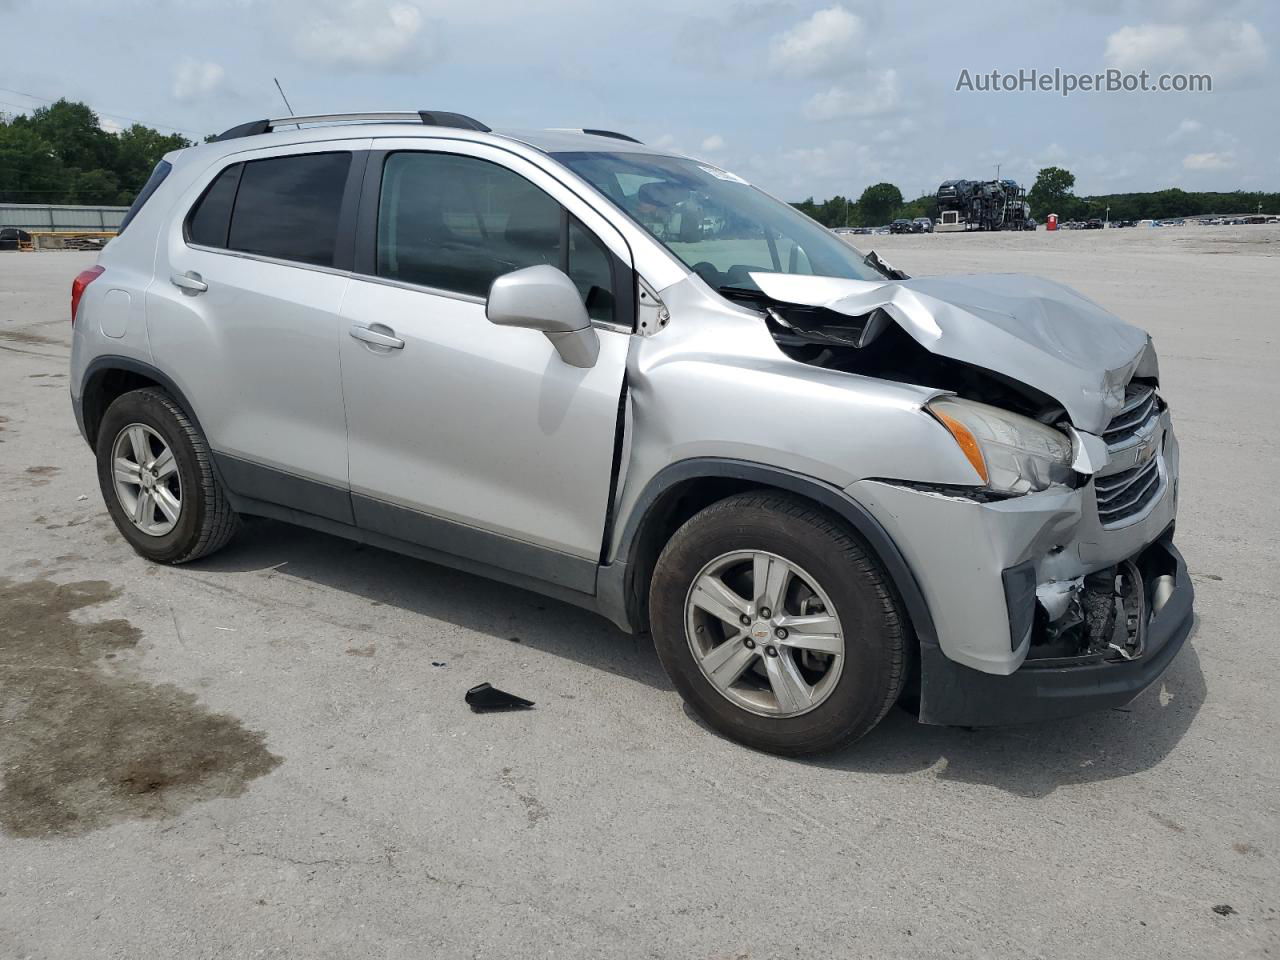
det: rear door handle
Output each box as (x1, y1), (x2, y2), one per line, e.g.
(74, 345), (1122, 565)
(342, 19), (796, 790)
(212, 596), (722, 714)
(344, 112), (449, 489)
(170, 271), (208, 294)
(349, 323), (405, 350)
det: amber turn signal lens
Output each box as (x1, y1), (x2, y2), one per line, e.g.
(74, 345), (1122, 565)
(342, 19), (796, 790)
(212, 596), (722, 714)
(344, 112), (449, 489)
(930, 408), (991, 485)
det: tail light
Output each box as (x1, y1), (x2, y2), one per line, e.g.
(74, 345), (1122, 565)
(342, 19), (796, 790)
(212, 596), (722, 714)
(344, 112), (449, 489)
(71, 266), (105, 325)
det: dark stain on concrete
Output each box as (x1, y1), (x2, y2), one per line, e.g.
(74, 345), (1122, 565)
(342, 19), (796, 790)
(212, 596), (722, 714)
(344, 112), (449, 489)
(0, 329), (59, 346)
(0, 577), (282, 838)
(24, 465), (59, 486)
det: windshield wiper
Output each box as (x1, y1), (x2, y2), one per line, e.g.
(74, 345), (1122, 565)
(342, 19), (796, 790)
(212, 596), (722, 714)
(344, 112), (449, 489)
(864, 250), (909, 281)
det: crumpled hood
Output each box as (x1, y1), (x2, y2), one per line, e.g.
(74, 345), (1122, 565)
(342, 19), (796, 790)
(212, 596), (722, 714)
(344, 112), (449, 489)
(749, 271), (1154, 434)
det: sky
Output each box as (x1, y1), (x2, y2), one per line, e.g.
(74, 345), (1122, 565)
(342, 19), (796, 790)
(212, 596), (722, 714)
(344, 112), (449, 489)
(1, 0), (1275, 201)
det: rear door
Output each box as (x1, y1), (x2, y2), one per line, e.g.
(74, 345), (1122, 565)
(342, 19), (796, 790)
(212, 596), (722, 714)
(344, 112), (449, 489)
(148, 141), (367, 521)
(338, 140), (633, 589)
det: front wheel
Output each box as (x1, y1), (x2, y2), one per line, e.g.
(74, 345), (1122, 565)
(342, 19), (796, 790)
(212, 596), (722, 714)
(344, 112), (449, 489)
(649, 492), (908, 755)
(96, 387), (238, 564)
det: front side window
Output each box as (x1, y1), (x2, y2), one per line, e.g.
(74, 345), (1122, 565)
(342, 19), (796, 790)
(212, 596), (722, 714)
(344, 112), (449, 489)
(375, 151), (615, 322)
(221, 152), (351, 267)
(554, 151), (884, 293)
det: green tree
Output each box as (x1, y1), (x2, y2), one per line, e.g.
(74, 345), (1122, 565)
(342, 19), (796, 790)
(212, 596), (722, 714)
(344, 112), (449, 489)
(12, 99), (114, 174)
(1027, 166), (1075, 217)
(858, 182), (903, 225)
(0, 122), (67, 202)
(115, 123), (188, 196)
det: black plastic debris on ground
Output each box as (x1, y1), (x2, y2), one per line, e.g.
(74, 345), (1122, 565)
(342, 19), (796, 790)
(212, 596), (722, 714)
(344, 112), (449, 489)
(465, 682), (535, 712)
(1212, 904), (1236, 916)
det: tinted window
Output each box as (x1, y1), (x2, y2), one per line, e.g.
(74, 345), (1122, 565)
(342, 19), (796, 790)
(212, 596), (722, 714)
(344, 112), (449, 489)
(377, 152), (563, 298)
(187, 163), (241, 248)
(227, 152), (351, 266)
(117, 160), (172, 235)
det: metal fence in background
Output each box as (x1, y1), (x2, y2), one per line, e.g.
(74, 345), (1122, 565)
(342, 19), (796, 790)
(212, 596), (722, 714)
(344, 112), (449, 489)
(0, 203), (129, 233)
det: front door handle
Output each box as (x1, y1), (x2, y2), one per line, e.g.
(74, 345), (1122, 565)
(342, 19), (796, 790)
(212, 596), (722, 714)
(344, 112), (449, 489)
(349, 323), (405, 350)
(171, 271), (208, 294)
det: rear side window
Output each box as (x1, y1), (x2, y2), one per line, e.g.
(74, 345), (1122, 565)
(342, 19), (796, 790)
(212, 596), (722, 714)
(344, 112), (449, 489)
(186, 152), (351, 267)
(117, 160), (172, 235)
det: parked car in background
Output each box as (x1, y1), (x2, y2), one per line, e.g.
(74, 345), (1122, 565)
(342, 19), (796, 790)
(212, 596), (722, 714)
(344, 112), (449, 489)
(69, 110), (1194, 754)
(913, 217), (933, 233)
(0, 227), (32, 251)
(889, 218), (916, 234)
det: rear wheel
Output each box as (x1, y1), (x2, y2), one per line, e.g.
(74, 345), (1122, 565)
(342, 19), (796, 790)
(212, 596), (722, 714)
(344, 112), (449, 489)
(650, 492), (907, 755)
(96, 388), (238, 563)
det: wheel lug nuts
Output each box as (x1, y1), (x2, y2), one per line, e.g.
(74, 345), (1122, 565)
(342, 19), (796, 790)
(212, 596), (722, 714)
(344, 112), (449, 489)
(765, 646), (778, 658)
(760, 607), (771, 619)
(744, 638), (756, 649)
(775, 627), (788, 640)
(739, 614), (751, 626)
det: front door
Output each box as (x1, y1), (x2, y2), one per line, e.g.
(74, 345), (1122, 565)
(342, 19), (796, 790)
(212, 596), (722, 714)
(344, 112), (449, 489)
(338, 142), (632, 590)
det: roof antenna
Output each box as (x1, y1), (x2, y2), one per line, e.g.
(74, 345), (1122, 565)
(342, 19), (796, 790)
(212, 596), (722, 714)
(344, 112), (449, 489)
(273, 77), (299, 128)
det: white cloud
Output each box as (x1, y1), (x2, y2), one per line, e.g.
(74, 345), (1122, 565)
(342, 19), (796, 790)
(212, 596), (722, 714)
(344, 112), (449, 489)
(98, 117), (124, 135)
(172, 58), (225, 102)
(769, 5), (867, 77)
(804, 69), (898, 120)
(172, 59), (226, 102)
(1165, 118), (1202, 142)
(700, 134), (725, 152)
(1183, 151), (1236, 170)
(293, 0), (430, 69)
(1104, 19), (1267, 84)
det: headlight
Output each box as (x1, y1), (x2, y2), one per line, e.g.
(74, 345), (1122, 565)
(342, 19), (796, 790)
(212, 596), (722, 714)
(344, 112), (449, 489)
(927, 396), (1073, 495)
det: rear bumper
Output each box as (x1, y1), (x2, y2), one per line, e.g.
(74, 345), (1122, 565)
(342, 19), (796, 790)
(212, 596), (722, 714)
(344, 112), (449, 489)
(916, 536), (1194, 726)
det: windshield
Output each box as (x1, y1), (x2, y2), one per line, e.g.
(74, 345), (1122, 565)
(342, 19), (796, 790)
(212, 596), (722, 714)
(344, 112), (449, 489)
(553, 151), (884, 291)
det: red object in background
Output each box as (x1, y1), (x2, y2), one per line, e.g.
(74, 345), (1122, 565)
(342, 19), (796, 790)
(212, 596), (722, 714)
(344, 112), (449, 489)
(71, 266), (105, 324)
(1046, 213), (1059, 231)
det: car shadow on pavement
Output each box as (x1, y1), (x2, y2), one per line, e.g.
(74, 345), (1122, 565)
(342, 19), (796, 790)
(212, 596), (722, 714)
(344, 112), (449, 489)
(188, 517), (674, 691)
(804, 621), (1208, 798)
(194, 519), (1206, 798)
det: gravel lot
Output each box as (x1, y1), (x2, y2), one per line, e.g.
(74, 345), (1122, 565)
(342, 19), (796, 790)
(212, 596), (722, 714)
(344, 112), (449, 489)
(1, 226), (1277, 959)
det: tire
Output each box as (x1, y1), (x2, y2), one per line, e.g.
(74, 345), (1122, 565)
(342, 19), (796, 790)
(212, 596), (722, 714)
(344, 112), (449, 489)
(649, 492), (907, 755)
(95, 387), (238, 564)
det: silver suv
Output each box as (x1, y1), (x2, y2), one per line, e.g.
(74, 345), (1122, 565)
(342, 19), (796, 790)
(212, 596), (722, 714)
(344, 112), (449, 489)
(70, 111), (1193, 754)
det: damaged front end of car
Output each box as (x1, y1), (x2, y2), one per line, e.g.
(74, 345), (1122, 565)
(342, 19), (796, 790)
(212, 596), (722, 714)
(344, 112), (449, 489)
(719, 266), (1194, 725)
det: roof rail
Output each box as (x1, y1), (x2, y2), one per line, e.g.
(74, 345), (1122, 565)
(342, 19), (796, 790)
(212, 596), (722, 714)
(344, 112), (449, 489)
(210, 110), (491, 142)
(579, 129), (643, 144)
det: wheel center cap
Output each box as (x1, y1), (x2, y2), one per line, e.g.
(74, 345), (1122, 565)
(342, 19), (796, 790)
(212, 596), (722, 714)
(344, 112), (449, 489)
(750, 621), (772, 642)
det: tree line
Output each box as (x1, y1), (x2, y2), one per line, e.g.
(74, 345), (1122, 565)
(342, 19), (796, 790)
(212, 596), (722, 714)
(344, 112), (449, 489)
(794, 168), (1278, 228)
(0, 99), (193, 206)
(3, 100), (1276, 224)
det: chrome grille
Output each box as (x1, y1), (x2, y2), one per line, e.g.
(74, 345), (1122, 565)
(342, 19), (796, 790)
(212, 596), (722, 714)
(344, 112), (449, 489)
(1096, 383), (1165, 526)
(1103, 383), (1157, 445)
(1095, 455), (1162, 525)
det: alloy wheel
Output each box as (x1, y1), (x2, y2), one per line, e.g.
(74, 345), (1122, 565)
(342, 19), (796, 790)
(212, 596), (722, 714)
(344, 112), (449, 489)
(684, 550), (845, 718)
(111, 423), (182, 537)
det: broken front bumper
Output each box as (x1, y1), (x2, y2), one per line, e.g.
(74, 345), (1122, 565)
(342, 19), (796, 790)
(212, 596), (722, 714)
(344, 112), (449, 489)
(847, 419), (1194, 725)
(914, 536), (1192, 725)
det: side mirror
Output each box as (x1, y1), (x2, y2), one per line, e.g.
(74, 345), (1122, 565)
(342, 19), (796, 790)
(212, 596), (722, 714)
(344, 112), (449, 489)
(486, 264), (599, 368)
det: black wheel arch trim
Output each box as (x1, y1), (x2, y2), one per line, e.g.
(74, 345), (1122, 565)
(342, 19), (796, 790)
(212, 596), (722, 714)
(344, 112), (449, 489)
(77, 355), (208, 451)
(604, 458), (938, 647)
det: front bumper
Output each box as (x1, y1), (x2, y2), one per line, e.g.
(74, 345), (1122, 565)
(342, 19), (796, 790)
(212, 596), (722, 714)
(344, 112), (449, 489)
(846, 406), (1192, 725)
(914, 536), (1193, 725)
